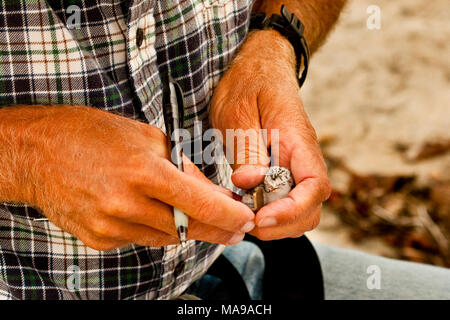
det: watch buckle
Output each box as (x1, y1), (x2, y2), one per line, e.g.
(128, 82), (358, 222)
(280, 4), (305, 36)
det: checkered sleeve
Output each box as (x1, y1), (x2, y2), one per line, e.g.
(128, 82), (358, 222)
(0, 0), (255, 299)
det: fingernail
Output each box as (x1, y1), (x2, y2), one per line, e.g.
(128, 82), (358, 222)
(228, 233), (245, 245)
(257, 217), (277, 228)
(241, 221), (255, 233)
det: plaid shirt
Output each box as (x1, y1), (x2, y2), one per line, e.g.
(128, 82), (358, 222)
(0, 0), (254, 299)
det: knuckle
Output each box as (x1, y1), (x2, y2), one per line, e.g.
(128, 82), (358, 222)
(99, 195), (135, 220)
(319, 177), (332, 201)
(164, 172), (194, 201)
(229, 111), (245, 129)
(285, 196), (303, 223)
(143, 123), (166, 141)
(308, 213), (321, 231)
(128, 154), (151, 174)
(285, 211), (300, 226)
(99, 196), (124, 216)
(82, 237), (119, 251)
(131, 154), (163, 191)
(194, 196), (215, 223)
(139, 167), (159, 193)
(147, 129), (169, 159)
(253, 229), (273, 241)
(298, 209), (321, 233)
(289, 231), (304, 239)
(221, 232), (238, 245)
(90, 219), (113, 238)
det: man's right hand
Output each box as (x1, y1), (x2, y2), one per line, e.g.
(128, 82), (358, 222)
(0, 106), (255, 250)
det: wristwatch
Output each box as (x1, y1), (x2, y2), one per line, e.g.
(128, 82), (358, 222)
(249, 5), (310, 88)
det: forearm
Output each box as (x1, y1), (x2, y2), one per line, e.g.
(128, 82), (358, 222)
(252, 0), (347, 53)
(0, 106), (42, 203)
(0, 105), (89, 204)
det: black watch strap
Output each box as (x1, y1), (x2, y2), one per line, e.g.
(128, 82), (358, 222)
(250, 5), (310, 88)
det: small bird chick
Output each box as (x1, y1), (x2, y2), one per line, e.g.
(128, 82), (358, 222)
(242, 166), (294, 211)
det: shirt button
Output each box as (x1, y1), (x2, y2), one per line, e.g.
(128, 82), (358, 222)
(136, 28), (144, 48)
(174, 261), (186, 277)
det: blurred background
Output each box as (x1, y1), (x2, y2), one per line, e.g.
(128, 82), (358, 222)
(304, 0), (450, 267)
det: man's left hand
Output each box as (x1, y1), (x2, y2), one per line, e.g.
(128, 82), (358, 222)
(210, 29), (331, 241)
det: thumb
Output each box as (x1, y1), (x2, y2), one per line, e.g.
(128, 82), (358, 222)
(228, 128), (270, 190)
(210, 86), (270, 190)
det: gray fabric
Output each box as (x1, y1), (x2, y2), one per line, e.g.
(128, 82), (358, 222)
(223, 241), (265, 300)
(312, 242), (450, 300)
(219, 241), (450, 300)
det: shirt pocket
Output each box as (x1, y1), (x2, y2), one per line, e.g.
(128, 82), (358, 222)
(200, 0), (254, 87)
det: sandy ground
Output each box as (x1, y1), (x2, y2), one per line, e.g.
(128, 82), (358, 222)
(302, 0), (450, 257)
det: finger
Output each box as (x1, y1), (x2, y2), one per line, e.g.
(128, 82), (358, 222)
(255, 178), (328, 228)
(113, 195), (178, 236)
(182, 155), (247, 243)
(227, 122), (270, 189)
(182, 153), (233, 197)
(229, 127), (270, 189)
(188, 220), (246, 245)
(232, 164), (268, 190)
(139, 155), (256, 234)
(258, 87), (319, 171)
(254, 135), (330, 227)
(48, 213), (130, 251)
(139, 123), (171, 159)
(131, 198), (246, 245)
(73, 228), (130, 251)
(89, 215), (180, 247)
(250, 206), (321, 241)
(211, 99), (270, 189)
(110, 154), (238, 239)
(182, 153), (209, 182)
(113, 195), (245, 245)
(258, 84), (310, 150)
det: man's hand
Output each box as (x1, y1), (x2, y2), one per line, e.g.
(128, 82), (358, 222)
(210, 30), (331, 241)
(0, 106), (255, 250)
